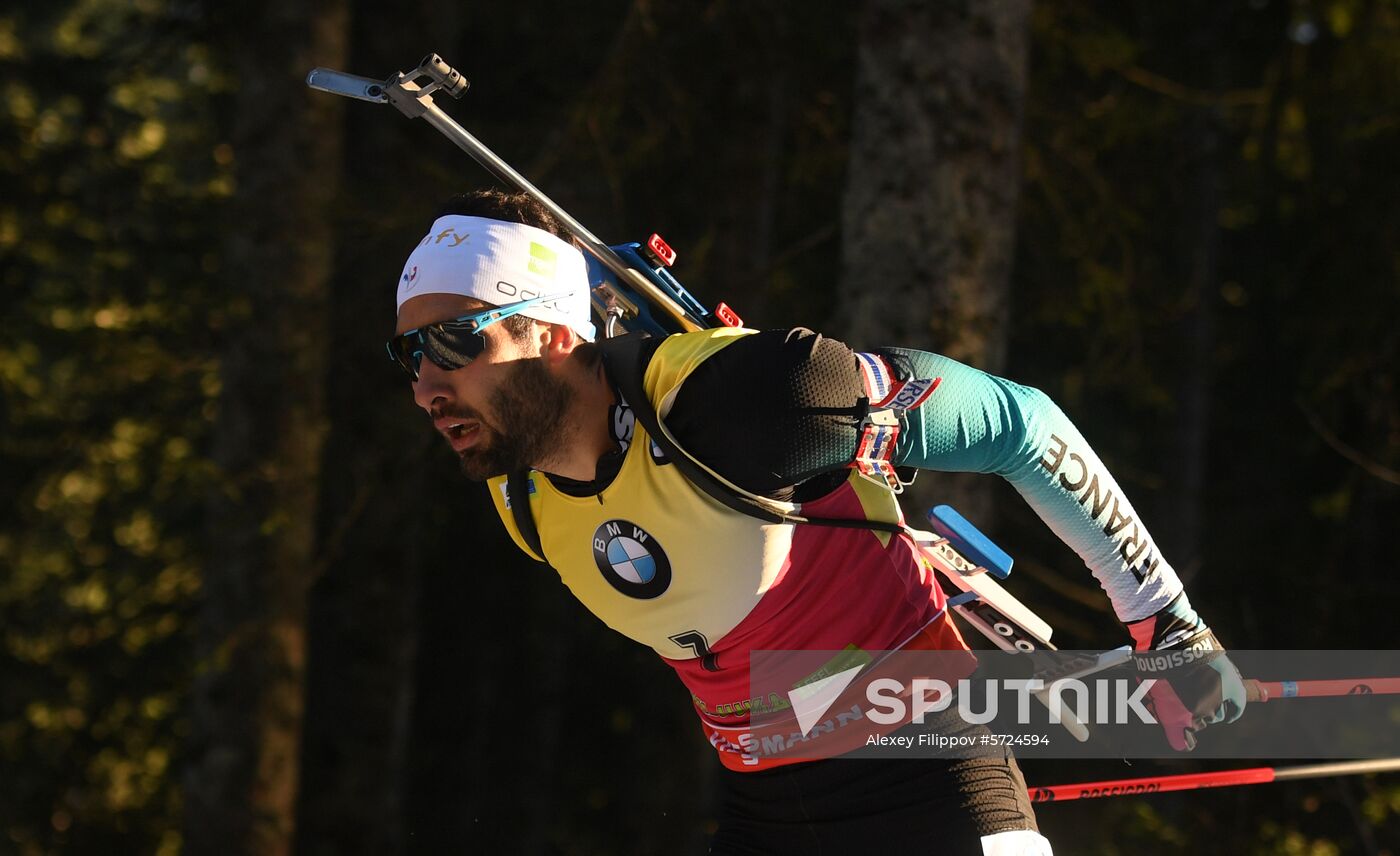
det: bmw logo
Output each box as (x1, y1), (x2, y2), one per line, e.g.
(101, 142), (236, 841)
(592, 519), (671, 599)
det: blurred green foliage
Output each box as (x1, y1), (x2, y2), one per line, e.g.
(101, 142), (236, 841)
(0, 1), (228, 852)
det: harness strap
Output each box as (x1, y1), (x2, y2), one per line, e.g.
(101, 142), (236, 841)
(506, 469), (545, 561)
(596, 334), (905, 534)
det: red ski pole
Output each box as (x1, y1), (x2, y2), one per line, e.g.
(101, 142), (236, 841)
(1245, 677), (1400, 702)
(1029, 758), (1400, 803)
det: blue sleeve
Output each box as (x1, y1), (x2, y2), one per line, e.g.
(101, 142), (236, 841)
(883, 348), (1183, 623)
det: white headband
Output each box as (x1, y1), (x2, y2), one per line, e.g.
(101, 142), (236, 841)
(395, 214), (596, 341)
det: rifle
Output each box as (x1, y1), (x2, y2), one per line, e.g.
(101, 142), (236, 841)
(307, 53), (743, 339)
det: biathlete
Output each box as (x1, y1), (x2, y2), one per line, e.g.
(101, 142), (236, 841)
(387, 189), (1246, 855)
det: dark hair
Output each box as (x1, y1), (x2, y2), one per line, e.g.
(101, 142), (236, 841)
(434, 189), (574, 340)
(435, 189), (571, 239)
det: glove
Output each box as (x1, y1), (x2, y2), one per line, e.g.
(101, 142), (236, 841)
(1125, 592), (1247, 751)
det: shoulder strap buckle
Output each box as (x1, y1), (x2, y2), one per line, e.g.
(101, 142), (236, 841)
(852, 353), (943, 494)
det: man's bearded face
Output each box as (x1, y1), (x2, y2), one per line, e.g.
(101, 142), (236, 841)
(447, 356), (574, 480)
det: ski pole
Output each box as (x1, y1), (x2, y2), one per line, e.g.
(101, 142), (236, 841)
(1245, 678), (1400, 702)
(1029, 758), (1400, 803)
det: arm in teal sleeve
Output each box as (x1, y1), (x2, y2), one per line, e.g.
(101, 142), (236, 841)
(881, 347), (1183, 623)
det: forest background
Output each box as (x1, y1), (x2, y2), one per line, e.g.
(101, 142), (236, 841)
(2, 0), (1399, 853)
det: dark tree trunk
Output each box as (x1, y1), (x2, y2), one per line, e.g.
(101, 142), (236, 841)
(184, 3), (348, 853)
(293, 8), (464, 853)
(838, 0), (1031, 525)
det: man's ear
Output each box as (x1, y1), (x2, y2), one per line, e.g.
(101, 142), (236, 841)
(539, 322), (579, 365)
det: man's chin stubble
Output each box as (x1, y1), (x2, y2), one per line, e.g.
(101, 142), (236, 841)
(457, 448), (505, 481)
(454, 427), (534, 481)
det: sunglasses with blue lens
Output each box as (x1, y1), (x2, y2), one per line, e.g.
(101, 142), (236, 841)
(387, 293), (569, 380)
